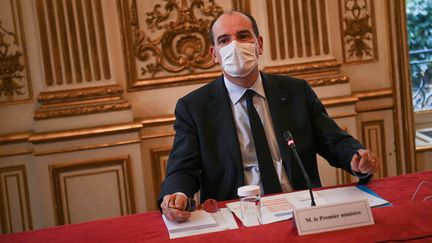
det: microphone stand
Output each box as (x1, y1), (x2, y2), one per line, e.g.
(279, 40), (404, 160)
(284, 131), (316, 207)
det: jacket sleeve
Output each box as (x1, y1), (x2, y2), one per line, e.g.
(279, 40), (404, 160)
(157, 98), (202, 206)
(303, 80), (364, 173)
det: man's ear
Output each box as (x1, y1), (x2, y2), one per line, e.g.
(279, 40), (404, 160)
(209, 46), (219, 64)
(258, 36), (264, 55)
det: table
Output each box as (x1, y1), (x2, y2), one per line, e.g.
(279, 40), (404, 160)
(1, 171), (432, 243)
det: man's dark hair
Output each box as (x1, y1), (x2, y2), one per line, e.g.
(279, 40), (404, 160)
(208, 11), (260, 46)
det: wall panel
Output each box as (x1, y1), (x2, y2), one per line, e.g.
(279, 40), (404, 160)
(50, 156), (135, 225)
(0, 165), (32, 234)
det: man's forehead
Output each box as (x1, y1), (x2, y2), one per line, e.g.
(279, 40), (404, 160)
(212, 12), (253, 35)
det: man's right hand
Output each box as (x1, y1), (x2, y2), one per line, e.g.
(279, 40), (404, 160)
(160, 194), (191, 223)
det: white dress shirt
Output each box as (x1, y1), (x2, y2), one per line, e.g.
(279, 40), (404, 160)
(224, 74), (293, 193)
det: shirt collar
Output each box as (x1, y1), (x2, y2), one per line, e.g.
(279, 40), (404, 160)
(224, 74), (266, 105)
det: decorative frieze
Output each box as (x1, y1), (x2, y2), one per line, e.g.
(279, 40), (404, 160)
(339, 0), (378, 63)
(34, 85), (131, 120)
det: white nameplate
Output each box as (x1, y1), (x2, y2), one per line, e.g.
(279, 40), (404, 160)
(293, 199), (374, 235)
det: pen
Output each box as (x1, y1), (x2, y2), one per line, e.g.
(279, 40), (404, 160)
(356, 151), (362, 160)
(353, 151), (369, 179)
(167, 198), (182, 210)
(167, 198), (196, 212)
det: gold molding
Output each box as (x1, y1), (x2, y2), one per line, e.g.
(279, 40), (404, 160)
(309, 76), (349, 87)
(0, 165), (33, 233)
(0, 132), (31, 144)
(34, 101), (131, 120)
(322, 96), (358, 107)
(264, 60), (341, 76)
(1, 114), (176, 146)
(356, 103), (394, 113)
(40, 97), (123, 109)
(29, 122), (142, 143)
(131, 71), (222, 89)
(50, 156), (135, 225)
(0, 150), (32, 158)
(34, 85), (131, 120)
(353, 88), (393, 100)
(416, 145), (432, 152)
(139, 114), (175, 127)
(140, 132), (175, 140)
(37, 85), (123, 103)
(33, 139), (141, 156)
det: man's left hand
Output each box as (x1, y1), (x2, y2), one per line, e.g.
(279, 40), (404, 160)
(350, 149), (380, 175)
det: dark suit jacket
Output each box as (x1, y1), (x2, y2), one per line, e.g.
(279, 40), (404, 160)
(158, 73), (363, 204)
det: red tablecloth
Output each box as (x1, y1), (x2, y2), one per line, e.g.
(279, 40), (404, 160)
(1, 171), (432, 243)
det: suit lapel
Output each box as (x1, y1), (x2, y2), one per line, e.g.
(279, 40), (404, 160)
(261, 73), (296, 185)
(207, 77), (244, 175)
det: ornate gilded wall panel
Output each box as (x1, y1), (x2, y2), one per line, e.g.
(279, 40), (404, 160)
(361, 120), (387, 178)
(265, 0), (331, 61)
(118, 0), (228, 90)
(0, 0), (32, 104)
(0, 165), (33, 234)
(339, 0), (378, 63)
(35, 0), (111, 87)
(50, 157), (135, 225)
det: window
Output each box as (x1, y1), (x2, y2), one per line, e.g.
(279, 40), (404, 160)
(406, 0), (432, 112)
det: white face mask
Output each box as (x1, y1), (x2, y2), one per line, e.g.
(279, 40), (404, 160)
(218, 40), (258, 77)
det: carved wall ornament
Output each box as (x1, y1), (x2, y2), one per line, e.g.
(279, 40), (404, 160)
(339, 0), (378, 63)
(134, 0), (222, 76)
(0, 22), (25, 100)
(120, 0), (224, 90)
(0, 0), (32, 104)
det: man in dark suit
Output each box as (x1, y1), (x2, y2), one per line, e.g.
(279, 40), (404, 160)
(159, 11), (379, 222)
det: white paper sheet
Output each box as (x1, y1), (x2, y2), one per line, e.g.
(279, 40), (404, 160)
(315, 186), (389, 207)
(164, 208), (238, 239)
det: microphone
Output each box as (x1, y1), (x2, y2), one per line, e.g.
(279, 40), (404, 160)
(284, 131), (316, 207)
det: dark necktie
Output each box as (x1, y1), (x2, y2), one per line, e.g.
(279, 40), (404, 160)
(244, 90), (282, 194)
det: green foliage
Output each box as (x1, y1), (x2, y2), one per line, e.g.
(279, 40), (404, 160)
(407, 0), (432, 111)
(406, 0), (432, 61)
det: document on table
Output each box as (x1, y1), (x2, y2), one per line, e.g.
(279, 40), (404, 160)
(226, 186), (389, 227)
(226, 190), (327, 226)
(162, 208), (238, 239)
(317, 186), (390, 207)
